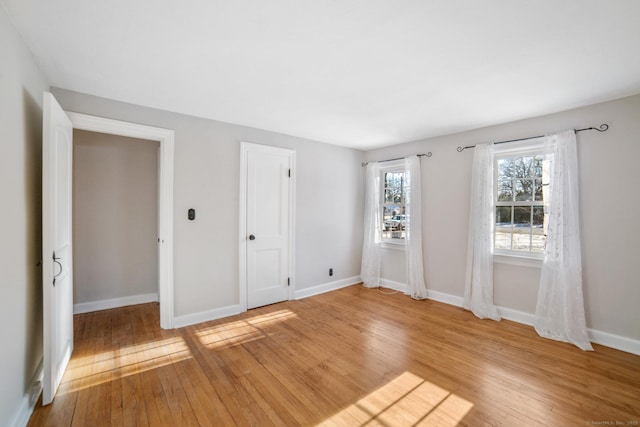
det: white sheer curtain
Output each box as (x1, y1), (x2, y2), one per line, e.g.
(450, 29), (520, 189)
(463, 143), (501, 320)
(404, 156), (428, 299)
(361, 162), (381, 288)
(535, 130), (593, 350)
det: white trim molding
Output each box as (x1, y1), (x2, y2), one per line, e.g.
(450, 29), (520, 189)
(588, 329), (640, 356)
(9, 359), (43, 427)
(498, 306), (535, 326)
(295, 276), (361, 300)
(66, 112), (175, 329)
(73, 293), (159, 314)
(173, 305), (243, 329)
(379, 278), (407, 293)
(494, 254), (543, 268)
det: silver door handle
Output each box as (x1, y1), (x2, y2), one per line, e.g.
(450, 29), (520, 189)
(53, 251), (63, 286)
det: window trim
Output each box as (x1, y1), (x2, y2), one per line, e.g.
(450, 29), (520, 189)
(493, 139), (546, 261)
(379, 160), (407, 248)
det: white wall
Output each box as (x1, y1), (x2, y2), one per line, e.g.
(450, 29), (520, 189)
(0, 5), (49, 425)
(73, 130), (159, 305)
(52, 88), (364, 318)
(364, 94), (640, 341)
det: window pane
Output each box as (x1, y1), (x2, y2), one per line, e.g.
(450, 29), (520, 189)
(534, 179), (543, 201)
(532, 206), (545, 253)
(394, 191), (403, 204)
(385, 172), (396, 187)
(514, 206), (531, 225)
(388, 172), (404, 188)
(532, 206), (544, 227)
(498, 158), (514, 179)
(515, 157), (533, 178)
(383, 205), (404, 218)
(383, 205), (395, 221)
(497, 180), (513, 201)
(515, 179), (533, 201)
(495, 206), (512, 250)
(496, 206), (511, 224)
(513, 228), (532, 251)
(514, 206), (531, 251)
(534, 156), (543, 177)
(385, 188), (400, 203)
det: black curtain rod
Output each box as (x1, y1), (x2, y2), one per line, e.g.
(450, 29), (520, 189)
(361, 152), (432, 167)
(456, 124), (609, 152)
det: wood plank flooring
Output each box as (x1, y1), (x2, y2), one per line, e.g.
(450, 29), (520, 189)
(28, 285), (640, 426)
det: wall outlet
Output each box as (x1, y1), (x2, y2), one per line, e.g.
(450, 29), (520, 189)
(329, 268), (333, 276)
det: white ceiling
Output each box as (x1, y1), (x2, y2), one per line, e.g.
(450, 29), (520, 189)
(4, 0), (640, 150)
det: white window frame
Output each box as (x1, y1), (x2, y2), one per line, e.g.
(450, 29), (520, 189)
(379, 160), (407, 249)
(493, 139), (547, 264)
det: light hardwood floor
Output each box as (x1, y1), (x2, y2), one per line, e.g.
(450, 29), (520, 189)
(29, 285), (640, 426)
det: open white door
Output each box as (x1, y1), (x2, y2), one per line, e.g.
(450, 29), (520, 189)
(244, 143), (294, 309)
(42, 92), (74, 405)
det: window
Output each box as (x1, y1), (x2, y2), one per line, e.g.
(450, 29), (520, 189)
(381, 163), (407, 242)
(494, 145), (548, 257)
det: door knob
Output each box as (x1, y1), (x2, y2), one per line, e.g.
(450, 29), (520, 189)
(249, 234), (256, 240)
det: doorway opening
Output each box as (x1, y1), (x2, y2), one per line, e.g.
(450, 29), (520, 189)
(72, 130), (159, 315)
(67, 112), (174, 329)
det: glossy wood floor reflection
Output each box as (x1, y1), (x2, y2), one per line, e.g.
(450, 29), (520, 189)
(29, 285), (640, 426)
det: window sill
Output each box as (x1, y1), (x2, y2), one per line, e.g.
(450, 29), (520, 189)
(494, 253), (543, 268)
(381, 241), (406, 251)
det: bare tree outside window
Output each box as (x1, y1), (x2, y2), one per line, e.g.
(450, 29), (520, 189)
(495, 153), (547, 254)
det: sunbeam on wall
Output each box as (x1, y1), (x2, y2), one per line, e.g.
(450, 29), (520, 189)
(318, 371), (473, 426)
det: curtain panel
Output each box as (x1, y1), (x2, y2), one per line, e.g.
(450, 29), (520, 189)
(463, 143), (501, 321)
(361, 163), (381, 287)
(535, 130), (593, 351)
(405, 155), (428, 299)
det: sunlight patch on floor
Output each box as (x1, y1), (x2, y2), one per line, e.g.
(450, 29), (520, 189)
(318, 371), (473, 426)
(196, 309), (297, 349)
(57, 336), (192, 395)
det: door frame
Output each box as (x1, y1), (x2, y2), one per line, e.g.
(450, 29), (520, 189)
(239, 142), (296, 311)
(67, 112), (175, 329)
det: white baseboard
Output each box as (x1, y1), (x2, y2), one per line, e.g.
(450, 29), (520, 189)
(294, 276), (361, 300)
(498, 306), (535, 326)
(426, 289), (464, 307)
(173, 304), (243, 329)
(379, 278), (407, 293)
(589, 329), (640, 355)
(379, 279), (640, 356)
(73, 293), (158, 314)
(9, 358), (43, 427)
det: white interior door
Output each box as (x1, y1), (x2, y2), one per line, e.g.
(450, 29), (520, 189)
(246, 144), (293, 309)
(42, 92), (74, 405)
